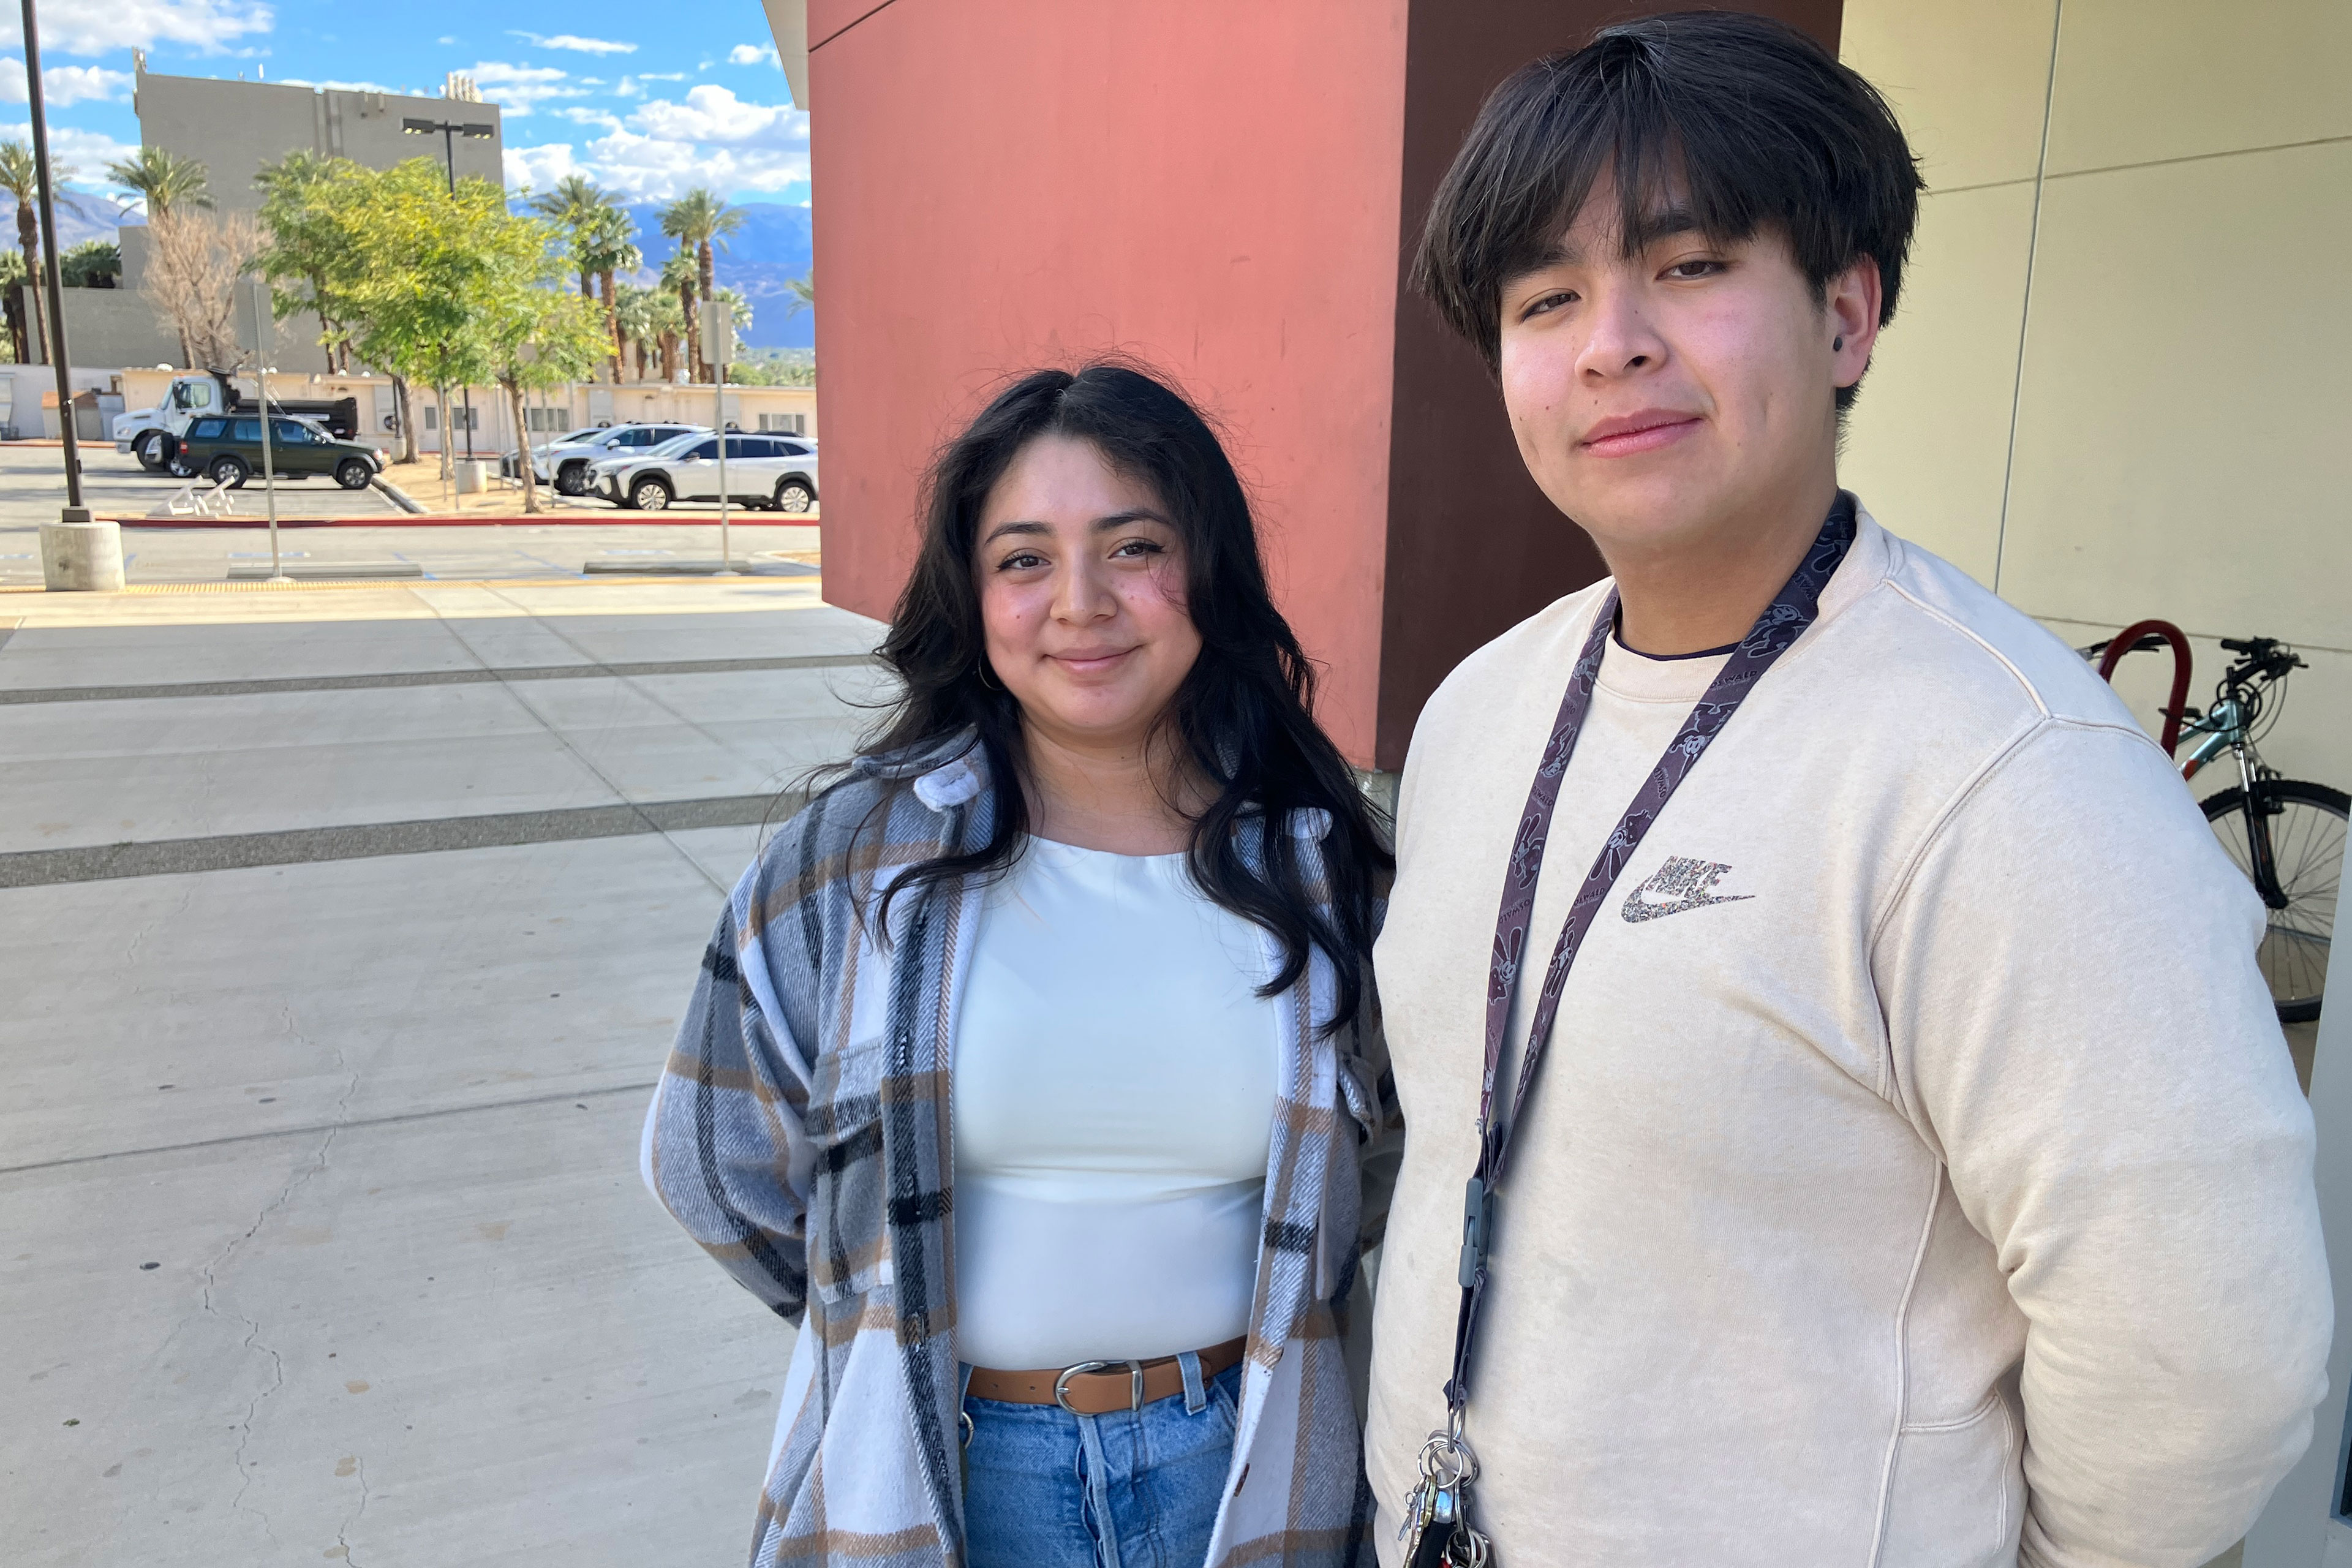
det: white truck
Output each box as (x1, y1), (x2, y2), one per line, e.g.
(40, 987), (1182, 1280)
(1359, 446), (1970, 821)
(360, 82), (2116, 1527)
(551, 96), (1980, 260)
(112, 371), (362, 473)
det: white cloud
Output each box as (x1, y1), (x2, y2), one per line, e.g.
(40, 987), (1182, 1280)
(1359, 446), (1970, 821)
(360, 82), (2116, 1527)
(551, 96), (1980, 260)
(1, 119), (141, 181)
(500, 86), (808, 203)
(465, 59), (585, 117)
(728, 43), (778, 67)
(631, 83), (802, 146)
(1, 60), (134, 105)
(510, 31), (636, 56)
(1, 0), (274, 58)
(554, 105), (623, 133)
(504, 141), (578, 194)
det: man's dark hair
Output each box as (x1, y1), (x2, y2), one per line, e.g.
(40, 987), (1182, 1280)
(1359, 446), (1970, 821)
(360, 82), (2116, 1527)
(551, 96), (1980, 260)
(1413, 10), (1922, 413)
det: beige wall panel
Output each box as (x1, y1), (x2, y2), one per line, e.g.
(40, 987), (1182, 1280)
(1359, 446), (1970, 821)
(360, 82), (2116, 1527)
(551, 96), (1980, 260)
(2045, 0), (2352, 174)
(1999, 142), (2350, 647)
(1840, 182), (2038, 586)
(1840, 0), (2057, 191)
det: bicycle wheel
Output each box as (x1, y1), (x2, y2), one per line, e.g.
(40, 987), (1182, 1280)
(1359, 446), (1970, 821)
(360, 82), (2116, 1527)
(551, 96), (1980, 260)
(2201, 778), (2346, 1024)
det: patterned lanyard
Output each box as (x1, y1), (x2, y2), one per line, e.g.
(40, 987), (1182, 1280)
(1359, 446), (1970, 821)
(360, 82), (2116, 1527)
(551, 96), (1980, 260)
(1401, 496), (1856, 1568)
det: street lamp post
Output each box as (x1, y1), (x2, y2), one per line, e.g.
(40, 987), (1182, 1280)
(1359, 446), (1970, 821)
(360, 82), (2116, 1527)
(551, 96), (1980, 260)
(22, 0), (125, 591)
(402, 116), (496, 464)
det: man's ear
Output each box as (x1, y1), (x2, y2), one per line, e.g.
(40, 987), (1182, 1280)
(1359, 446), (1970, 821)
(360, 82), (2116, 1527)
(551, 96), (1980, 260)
(1828, 255), (1883, 391)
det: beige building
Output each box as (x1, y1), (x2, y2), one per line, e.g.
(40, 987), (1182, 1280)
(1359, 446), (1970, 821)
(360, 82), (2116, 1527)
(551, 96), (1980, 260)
(1838, 0), (2349, 807)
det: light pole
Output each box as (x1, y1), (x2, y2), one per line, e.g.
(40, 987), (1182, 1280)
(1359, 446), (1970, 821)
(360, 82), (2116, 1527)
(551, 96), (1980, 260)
(22, 0), (124, 590)
(402, 116), (495, 463)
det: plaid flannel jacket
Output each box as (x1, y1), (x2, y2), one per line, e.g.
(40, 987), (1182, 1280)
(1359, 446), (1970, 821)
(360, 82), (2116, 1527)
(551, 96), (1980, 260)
(643, 733), (1398, 1568)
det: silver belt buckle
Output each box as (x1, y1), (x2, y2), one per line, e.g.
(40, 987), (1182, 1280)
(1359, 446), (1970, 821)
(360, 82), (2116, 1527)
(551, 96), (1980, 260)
(1054, 1358), (1147, 1413)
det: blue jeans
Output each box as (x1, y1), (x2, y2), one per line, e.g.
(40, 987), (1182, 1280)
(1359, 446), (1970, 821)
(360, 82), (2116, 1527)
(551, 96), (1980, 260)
(962, 1352), (1242, 1568)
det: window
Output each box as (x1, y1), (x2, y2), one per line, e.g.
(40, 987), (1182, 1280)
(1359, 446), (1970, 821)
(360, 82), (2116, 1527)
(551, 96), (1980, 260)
(725, 436), (781, 459)
(186, 417), (225, 439)
(525, 408), (573, 433)
(780, 442), (813, 456)
(758, 412), (808, 435)
(423, 405), (480, 432)
(684, 439), (720, 461)
(178, 382), (214, 410)
(272, 419), (311, 444)
(230, 418), (262, 442)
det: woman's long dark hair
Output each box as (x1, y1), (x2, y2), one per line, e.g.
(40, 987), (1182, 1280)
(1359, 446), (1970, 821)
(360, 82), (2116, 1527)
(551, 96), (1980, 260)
(863, 361), (1390, 1034)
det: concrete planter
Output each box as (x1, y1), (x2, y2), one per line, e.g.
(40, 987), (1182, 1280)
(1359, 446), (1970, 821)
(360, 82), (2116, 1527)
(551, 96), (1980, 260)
(39, 511), (126, 591)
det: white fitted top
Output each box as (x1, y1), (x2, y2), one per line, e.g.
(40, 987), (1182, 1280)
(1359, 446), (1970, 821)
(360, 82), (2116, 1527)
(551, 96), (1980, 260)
(952, 837), (1284, 1370)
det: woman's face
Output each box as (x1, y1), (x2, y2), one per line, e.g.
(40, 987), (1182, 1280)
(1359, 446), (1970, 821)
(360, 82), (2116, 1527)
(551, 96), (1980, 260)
(974, 434), (1202, 755)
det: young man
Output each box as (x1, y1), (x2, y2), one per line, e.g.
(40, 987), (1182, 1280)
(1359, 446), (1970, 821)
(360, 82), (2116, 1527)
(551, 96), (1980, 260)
(1365, 14), (2329, 1567)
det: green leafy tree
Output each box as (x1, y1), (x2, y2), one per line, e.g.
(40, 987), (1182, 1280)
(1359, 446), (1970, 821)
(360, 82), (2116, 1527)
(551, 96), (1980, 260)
(257, 150), (364, 374)
(104, 146), (212, 219)
(2, 138), (73, 365)
(783, 274), (813, 322)
(481, 268), (609, 512)
(658, 186), (743, 382)
(330, 160), (509, 477)
(59, 239), (121, 287)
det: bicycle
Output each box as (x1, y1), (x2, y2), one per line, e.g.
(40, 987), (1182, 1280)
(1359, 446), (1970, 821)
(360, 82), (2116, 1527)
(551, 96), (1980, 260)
(2086, 630), (2345, 1023)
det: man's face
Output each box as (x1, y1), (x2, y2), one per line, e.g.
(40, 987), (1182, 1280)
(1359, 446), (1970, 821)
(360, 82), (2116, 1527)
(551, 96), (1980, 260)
(1496, 182), (1877, 562)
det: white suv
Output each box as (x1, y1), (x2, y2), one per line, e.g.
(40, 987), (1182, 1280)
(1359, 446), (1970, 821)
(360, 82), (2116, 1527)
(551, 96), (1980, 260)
(531, 423), (706, 496)
(594, 432), (820, 513)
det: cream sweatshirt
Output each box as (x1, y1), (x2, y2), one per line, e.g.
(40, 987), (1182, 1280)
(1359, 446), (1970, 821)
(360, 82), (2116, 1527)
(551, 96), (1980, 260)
(1365, 514), (2330, 1567)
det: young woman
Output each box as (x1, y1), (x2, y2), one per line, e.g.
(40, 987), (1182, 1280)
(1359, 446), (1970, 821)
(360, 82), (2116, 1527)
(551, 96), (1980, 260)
(643, 363), (1395, 1568)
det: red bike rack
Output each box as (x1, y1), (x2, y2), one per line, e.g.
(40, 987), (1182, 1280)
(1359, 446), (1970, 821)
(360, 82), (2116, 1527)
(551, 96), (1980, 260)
(2095, 619), (2195, 756)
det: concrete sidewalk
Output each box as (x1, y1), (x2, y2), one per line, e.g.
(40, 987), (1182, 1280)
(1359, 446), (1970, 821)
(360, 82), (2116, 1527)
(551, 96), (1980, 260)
(1, 576), (889, 1565)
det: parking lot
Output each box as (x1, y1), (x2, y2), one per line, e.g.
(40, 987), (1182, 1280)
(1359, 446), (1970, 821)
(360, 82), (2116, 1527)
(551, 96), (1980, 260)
(0, 443), (822, 586)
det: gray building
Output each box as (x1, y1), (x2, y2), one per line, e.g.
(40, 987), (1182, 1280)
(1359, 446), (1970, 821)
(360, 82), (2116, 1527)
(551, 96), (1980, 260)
(77, 62), (509, 372)
(131, 61), (505, 213)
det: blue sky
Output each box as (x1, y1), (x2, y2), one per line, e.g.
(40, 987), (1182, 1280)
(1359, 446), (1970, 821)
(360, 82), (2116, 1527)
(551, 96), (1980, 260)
(2, 1), (809, 208)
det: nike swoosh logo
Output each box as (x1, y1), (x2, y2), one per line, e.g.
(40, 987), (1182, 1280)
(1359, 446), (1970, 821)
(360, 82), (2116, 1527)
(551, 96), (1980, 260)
(1621, 856), (1754, 923)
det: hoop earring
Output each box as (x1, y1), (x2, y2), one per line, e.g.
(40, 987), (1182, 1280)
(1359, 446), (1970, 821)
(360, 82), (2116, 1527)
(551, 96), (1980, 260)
(1833, 334), (1845, 352)
(976, 660), (1000, 692)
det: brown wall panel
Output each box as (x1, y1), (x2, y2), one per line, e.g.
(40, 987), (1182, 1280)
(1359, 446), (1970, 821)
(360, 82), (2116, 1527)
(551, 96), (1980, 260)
(1376, 0), (1844, 769)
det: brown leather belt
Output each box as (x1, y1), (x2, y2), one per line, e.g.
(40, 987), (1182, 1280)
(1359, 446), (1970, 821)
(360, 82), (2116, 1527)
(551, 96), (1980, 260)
(965, 1336), (1248, 1417)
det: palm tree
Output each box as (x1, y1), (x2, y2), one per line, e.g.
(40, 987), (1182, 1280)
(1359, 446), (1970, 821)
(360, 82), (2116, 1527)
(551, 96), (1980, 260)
(1, 139), (74, 366)
(659, 249), (699, 383)
(577, 205), (641, 384)
(105, 146), (212, 220)
(783, 274), (813, 322)
(526, 173), (608, 303)
(615, 282), (679, 382)
(658, 186), (744, 383)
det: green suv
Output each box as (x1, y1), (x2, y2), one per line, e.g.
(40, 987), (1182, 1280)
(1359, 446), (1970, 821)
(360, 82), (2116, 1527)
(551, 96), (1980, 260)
(177, 415), (385, 491)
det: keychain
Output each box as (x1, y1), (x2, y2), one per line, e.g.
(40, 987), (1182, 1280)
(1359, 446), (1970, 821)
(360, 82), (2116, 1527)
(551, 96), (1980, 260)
(1398, 1412), (1489, 1567)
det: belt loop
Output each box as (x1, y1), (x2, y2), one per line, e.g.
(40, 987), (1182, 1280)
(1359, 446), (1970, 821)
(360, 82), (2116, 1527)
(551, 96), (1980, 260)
(1179, 1350), (1207, 1414)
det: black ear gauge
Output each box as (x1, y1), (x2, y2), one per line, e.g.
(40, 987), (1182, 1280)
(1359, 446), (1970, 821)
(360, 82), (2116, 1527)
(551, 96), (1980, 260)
(1833, 334), (1845, 351)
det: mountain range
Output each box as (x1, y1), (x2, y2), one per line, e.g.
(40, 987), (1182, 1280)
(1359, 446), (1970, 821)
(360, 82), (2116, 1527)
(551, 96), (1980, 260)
(617, 200), (814, 351)
(0, 190), (145, 252)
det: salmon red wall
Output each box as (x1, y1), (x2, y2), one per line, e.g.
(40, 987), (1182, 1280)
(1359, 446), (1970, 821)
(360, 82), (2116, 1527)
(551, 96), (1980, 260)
(810, 0), (1412, 764)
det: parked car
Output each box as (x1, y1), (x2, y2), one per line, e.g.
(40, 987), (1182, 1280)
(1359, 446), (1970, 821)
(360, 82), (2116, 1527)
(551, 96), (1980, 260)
(591, 432), (820, 513)
(175, 414), (386, 491)
(525, 423), (707, 496)
(113, 372), (361, 472)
